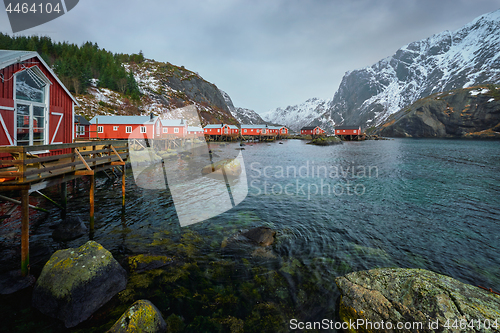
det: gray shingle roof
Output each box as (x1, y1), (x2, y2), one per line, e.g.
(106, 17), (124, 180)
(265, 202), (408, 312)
(90, 115), (151, 125)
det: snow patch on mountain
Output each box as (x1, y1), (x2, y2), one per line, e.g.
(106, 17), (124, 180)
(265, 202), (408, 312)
(262, 98), (330, 132)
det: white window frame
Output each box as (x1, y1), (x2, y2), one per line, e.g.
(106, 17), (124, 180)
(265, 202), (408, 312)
(13, 68), (50, 149)
(126, 126), (132, 133)
(97, 126), (103, 133)
(113, 126), (118, 131)
(140, 126), (146, 133)
(174, 128), (179, 133)
(163, 128), (168, 133)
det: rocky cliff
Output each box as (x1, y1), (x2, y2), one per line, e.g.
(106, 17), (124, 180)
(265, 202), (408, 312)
(75, 60), (239, 126)
(374, 85), (500, 138)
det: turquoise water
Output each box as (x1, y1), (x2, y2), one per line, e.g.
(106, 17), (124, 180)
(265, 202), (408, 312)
(1, 138), (499, 332)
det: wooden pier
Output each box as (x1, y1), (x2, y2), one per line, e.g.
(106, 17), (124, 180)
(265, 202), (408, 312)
(0, 140), (129, 276)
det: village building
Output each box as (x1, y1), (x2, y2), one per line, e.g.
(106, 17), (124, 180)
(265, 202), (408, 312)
(89, 115), (155, 139)
(241, 124), (272, 136)
(74, 115), (90, 139)
(155, 118), (188, 138)
(203, 123), (239, 140)
(334, 125), (362, 140)
(268, 125), (289, 137)
(0, 50), (78, 157)
(300, 126), (325, 136)
(187, 126), (204, 137)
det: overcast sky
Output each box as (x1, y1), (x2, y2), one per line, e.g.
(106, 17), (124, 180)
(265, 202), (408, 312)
(1, 0), (499, 114)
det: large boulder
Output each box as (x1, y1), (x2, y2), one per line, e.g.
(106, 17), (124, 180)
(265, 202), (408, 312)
(336, 268), (500, 332)
(108, 300), (166, 333)
(32, 241), (127, 328)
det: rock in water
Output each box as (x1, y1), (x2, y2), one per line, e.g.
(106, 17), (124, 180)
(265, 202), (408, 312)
(201, 158), (242, 177)
(52, 216), (87, 241)
(108, 300), (167, 333)
(241, 227), (276, 246)
(32, 241), (127, 328)
(336, 268), (500, 332)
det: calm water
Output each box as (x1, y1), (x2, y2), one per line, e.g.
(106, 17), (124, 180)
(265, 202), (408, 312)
(1, 138), (499, 332)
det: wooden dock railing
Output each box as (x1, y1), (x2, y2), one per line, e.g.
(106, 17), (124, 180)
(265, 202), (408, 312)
(0, 140), (129, 276)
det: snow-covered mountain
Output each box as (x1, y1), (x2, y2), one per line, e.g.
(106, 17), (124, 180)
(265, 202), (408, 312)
(268, 9), (500, 132)
(220, 89), (269, 125)
(261, 98), (329, 132)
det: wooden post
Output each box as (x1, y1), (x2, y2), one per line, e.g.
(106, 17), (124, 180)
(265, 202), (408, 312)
(21, 188), (29, 276)
(60, 182), (67, 210)
(122, 165), (126, 208)
(90, 174), (95, 231)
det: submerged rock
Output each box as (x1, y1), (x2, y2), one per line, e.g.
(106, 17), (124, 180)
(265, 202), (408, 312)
(32, 241), (127, 328)
(127, 254), (174, 273)
(336, 268), (500, 332)
(221, 227), (277, 258)
(52, 216), (88, 241)
(0, 270), (35, 294)
(108, 299), (167, 333)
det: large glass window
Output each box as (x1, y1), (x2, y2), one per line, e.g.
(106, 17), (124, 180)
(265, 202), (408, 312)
(15, 68), (48, 146)
(16, 69), (46, 103)
(16, 103), (46, 146)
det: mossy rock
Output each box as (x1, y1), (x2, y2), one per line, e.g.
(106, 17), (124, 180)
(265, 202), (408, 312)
(32, 241), (127, 328)
(336, 268), (500, 332)
(127, 254), (174, 273)
(108, 299), (166, 333)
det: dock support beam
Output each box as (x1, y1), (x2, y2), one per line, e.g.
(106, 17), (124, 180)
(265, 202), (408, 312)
(90, 174), (95, 231)
(21, 188), (29, 277)
(122, 165), (126, 208)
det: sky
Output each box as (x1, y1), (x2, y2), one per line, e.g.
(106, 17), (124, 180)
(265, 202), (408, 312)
(1, 0), (499, 114)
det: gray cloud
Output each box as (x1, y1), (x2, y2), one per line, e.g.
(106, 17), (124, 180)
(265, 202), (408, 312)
(0, 0), (498, 113)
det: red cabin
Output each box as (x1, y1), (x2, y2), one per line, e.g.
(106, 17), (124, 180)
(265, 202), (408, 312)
(204, 124), (232, 135)
(187, 126), (204, 138)
(300, 126), (325, 135)
(74, 115), (90, 139)
(155, 118), (188, 138)
(241, 124), (270, 135)
(335, 125), (361, 136)
(0, 50), (78, 156)
(89, 115), (155, 139)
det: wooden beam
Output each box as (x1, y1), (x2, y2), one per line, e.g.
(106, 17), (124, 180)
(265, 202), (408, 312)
(74, 170), (94, 176)
(122, 165), (126, 207)
(110, 145), (124, 163)
(20, 188), (29, 276)
(90, 174), (95, 231)
(74, 148), (92, 171)
(110, 161), (125, 166)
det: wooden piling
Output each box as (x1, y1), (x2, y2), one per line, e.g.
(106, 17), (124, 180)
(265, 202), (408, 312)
(122, 165), (126, 207)
(90, 174), (95, 231)
(21, 188), (29, 276)
(60, 182), (67, 210)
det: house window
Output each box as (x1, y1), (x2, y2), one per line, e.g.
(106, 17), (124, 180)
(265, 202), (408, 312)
(15, 68), (49, 146)
(126, 126), (132, 133)
(163, 128), (168, 133)
(217, 129), (220, 132)
(140, 126), (146, 133)
(353, 130), (357, 133)
(113, 126), (118, 131)
(343, 130), (345, 132)
(244, 129), (247, 133)
(97, 126), (103, 133)
(78, 126), (85, 136)
(174, 128), (179, 133)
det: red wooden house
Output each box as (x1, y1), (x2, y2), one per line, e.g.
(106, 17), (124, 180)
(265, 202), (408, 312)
(300, 126), (325, 136)
(154, 118), (188, 138)
(269, 125), (289, 136)
(0, 50), (78, 156)
(187, 126), (204, 137)
(241, 124), (271, 136)
(334, 125), (361, 136)
(89, 115), (155, 139)
(74, 115), (90, 139)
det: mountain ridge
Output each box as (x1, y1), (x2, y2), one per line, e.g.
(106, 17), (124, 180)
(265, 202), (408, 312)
(267, 9), (500, 132)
